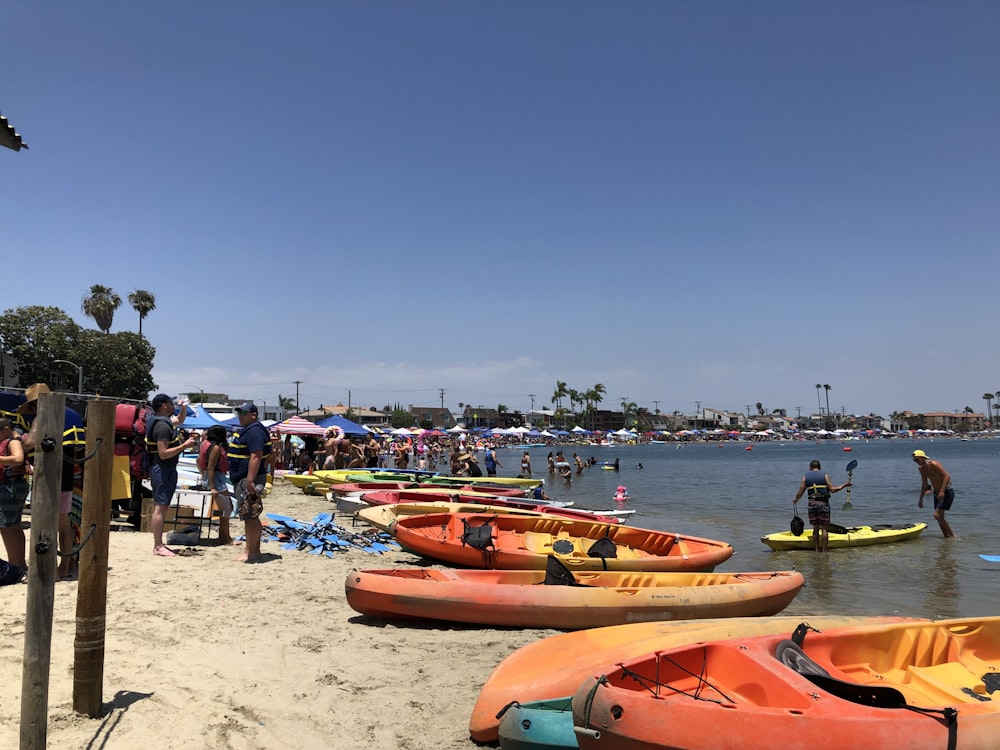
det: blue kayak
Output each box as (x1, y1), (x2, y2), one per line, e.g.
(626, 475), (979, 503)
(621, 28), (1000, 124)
(497, 696), (577, 750)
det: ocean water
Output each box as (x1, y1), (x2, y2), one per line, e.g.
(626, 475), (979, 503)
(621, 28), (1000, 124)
(505, 438), (1000, 620)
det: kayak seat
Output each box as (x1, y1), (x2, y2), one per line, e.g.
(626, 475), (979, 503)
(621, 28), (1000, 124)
(542, 555), (586, 586)
(776, 640), (909, 708)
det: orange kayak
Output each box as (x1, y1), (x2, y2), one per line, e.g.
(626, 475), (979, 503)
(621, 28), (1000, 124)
(469, 615), (921, 743)
(389, 512), (734, 572)
(573, 617), (1000, 750)
(345, 567), (804, 629)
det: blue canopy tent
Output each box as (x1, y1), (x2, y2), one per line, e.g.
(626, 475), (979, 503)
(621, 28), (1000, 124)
(178, 404), (229, 430)
(317, 414), (369, 437)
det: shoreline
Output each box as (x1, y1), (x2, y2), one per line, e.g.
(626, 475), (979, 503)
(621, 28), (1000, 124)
(1, 481), (544, 749)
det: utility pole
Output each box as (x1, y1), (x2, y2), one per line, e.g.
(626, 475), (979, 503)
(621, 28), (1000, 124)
(439, 388), (445, 409)
(653, 400), (660, 414)
(293, 380), (302, 415)
(796, 406), (802, 419)
(529, 394), (535, 411)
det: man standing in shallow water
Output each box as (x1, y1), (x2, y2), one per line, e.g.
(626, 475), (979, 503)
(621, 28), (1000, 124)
(913, 449), (956, 538)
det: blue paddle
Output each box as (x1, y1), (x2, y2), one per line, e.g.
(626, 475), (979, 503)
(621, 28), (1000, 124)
(842, 459), (858, 510)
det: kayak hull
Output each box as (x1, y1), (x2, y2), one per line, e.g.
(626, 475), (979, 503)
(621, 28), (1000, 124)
(761, 522), (927, 551)
(469, 615), (920, 742)
(345, 568), (804, 629)
(573, 617), (1000, 750)
(390, 512), (734, 572)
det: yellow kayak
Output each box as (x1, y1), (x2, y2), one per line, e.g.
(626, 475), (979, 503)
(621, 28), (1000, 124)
(761, 522), (927, 551)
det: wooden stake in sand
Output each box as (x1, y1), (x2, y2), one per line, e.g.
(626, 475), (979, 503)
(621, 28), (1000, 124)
(20, 392), (65, 750)
(73, 399), (115, 717)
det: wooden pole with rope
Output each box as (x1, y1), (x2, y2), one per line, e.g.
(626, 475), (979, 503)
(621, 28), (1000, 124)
(20, 392), (65, 750)
(73, 399), (114, 717)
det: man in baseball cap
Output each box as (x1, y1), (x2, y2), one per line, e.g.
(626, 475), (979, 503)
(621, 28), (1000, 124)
(912, 449), (955, 537)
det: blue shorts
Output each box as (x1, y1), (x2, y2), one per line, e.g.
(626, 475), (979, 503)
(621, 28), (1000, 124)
(0, 479), (29, 528)
(203, 471), (229, 493)
(934, 486), (955, 511)
(150, 463), (178, 506)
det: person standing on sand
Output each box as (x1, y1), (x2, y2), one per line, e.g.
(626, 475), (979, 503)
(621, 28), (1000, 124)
(793, 459), (851, 553)
(146, 394), (197, 557)
(199, 425), (236, 545)
(228, 403), (271, 562)
(0, 417), (29, 574)
(912, 449), (956, 538)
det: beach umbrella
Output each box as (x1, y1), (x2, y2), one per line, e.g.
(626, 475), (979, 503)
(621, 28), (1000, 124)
(272, 415), (328, 436)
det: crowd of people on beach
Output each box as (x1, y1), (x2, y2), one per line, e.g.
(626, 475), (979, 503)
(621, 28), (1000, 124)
(0, 382), (963, 578)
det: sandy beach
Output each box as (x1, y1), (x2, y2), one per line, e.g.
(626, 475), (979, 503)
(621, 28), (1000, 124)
(0, 480), (545, 749)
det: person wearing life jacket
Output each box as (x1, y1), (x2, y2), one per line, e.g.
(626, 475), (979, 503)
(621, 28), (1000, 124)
(484, 444), (501, 476)
(0, 417), (29, 574)
(198, 425), (235, 545)
(793, 459), (851, 553)
(228, 402), (270, 563)
(18, 383), (88, 578)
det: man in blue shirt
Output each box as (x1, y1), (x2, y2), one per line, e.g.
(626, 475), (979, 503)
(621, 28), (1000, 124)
(228, 402), (270, 563)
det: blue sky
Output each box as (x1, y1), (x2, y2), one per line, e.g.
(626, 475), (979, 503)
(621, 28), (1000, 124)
(3, 2), (998, 420)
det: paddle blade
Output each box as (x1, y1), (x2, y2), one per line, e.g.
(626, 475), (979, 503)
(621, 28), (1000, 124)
(846, 459), (858, 472)
(842, 499), (853, 511)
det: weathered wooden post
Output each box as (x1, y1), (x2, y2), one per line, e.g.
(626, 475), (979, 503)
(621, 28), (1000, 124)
(73, 399), (114, 717)
(20, 392), (65, 750)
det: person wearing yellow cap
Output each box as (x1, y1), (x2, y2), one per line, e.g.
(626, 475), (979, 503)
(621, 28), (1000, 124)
(912, 450), (955, 538)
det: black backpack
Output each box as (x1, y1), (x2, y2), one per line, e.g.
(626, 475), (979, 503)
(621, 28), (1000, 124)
(0, 558), (23, 586)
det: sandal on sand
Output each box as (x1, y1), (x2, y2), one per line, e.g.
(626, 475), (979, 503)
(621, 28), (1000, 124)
(176, 547), (203, 557)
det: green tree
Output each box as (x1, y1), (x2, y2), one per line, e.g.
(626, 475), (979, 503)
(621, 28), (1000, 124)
(755, 402), (764, 416)
(82, 284), (122, 333)
(0, 305), (155, 397)
(823, 384), (832, 424)
(0, 306), (81, 386)
(127, 289), (157, 337)
(583, 383), (606, 429)
(74, 330), (155, 399)
(390, 409), (413, 428)
(620, 398), (638, 428)
(551, 381), (568, 411)
(984, 393), (995, 427)
(278, 395), (297, 411)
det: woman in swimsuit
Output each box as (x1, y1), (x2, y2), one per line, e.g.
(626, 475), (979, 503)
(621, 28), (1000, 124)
(521, 451), (531, 477)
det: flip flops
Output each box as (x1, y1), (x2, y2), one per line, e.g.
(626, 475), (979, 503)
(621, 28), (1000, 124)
(176, 547), (204, 557)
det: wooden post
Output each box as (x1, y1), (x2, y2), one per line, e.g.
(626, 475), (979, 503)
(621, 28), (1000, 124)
(73, 399), (114, 717)
(20, 392), (65, 750)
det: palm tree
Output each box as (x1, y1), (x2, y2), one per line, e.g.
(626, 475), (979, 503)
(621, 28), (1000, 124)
(565, 388), (581, 427)
(985, 394), (995, 427)
(551, 381), (568, 411)
(755, 402), (764, 416)
(815, 384), (822, 415)
(81, 284), (122, 333)
(278, 395), (297, 412)
(823, 384), (832, 424)
(584, 383), (606, 429)
(620, 398), (638, 428)
(127, 289), (157, 336)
